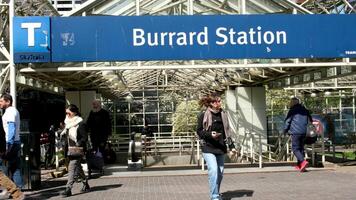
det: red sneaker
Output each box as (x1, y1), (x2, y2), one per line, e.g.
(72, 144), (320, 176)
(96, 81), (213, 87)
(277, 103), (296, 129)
(300, 160), (309, 172)
(294, 165), (301, 170)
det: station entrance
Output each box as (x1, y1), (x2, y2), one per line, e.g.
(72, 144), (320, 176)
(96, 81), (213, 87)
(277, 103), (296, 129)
(1, 0), (356, 179)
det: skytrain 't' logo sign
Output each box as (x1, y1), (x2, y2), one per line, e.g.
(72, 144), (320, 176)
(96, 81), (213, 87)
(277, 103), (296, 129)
(13, 17), (50, 63)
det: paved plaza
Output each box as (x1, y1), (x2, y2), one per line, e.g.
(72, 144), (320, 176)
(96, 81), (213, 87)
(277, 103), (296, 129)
(23, 166), (356, 200)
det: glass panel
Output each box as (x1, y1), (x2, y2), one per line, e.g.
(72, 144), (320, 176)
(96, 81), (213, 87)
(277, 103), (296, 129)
(131, 91), (143, 97)
(159, 113), (172, 124)
(116, 114), (129, 126)
(160, 126), (172, 132)
(303, 74), (310, 81)
(342, 97), (353, 107)
(131, 114), (143, 125)
(341, 66), (352, 74)
(116, 102), (128, 113)
(159, 102), (173, 112)
(131, 126), (141, 134)
(145, 114), (158, 125)
(144, 90), (157, 97)
(342, 109), (354, 133)
(131, 101), (143, 113)
(327, 67), (334, 77)
(116, 127), (129, 134)
(150, 126), (158, 133)
(314, 71), (321, 80)
(145, 101), (158, 112)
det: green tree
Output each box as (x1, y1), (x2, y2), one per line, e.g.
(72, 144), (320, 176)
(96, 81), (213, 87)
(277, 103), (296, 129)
(172, 99), (200, 136)
(266, 89), (293, 116)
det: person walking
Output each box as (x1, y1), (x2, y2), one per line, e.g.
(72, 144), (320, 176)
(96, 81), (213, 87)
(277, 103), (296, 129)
(0, 94), (23, 189)
(0, 99), (24, 200)
(197, 93), (237, 200)
(87, 100), (111, 154)
(283, 97), (312, 172)
(61, 104), (90, 197)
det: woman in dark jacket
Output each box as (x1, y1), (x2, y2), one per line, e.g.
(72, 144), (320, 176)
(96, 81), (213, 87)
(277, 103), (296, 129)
(60, 104), (90, 197)
(197, 93), (237, 200)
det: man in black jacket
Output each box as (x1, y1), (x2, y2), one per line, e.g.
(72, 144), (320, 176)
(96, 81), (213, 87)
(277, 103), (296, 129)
(283, 97), (312, 172)
(87, 100), (111, 154)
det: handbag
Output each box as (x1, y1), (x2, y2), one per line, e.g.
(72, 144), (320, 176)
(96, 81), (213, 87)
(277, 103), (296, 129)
(306, 122), (317, 137)
(68, 146), (84, 157)
(305, 122), (317, 145)
(67, 135), (84, 157)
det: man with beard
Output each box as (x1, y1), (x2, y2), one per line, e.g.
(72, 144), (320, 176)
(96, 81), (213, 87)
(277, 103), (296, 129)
(87, 100), (112, 154)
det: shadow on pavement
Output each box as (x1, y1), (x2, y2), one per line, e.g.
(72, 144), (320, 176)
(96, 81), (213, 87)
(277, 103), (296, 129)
(90, 184), (122, 192)
(222, 189), (254, 200)
(24, 179), (122, 200)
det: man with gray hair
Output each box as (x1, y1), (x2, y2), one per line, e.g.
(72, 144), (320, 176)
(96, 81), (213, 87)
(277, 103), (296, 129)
(283, 97), (312, 172)
(87, 100), (112, 154)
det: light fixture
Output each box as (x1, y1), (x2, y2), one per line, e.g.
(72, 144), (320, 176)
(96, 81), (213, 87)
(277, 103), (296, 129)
(125, 94), (133, 102)
(324, 91), (331, 96)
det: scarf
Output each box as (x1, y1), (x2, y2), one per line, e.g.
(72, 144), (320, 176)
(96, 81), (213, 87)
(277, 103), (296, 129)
(202, 107), (231, 138)
(61, 115), (83, 144)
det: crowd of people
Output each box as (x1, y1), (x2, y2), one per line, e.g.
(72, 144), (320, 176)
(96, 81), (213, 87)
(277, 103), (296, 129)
(0, 92), (314, 200)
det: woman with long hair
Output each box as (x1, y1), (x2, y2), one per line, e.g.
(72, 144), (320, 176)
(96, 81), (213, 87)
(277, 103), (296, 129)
(197, 93), (237, 200)
(61, 104), (90, 197)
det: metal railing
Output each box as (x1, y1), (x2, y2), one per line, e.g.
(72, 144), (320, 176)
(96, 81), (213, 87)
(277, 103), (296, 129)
(115, 130), (327, 169)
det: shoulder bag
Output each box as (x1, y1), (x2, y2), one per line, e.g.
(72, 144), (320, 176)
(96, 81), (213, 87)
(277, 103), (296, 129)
(67, 133), (84, 157)
(305, 121), (317, 145)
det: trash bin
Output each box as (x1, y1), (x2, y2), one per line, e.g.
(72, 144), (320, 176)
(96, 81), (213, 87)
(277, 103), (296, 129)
(20, 132), (41, 190)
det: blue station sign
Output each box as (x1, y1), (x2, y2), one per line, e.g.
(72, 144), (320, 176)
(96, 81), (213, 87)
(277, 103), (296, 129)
(13, 14), (356, 63)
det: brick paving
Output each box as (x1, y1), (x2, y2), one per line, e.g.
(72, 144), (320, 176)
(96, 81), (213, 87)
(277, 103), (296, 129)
(24, 167), (356, 200)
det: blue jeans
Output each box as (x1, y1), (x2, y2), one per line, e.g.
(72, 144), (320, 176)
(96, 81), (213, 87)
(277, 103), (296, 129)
(291, 134), (306, 165)
(203, 153), (225, 200)
(2, 143), (23, 189)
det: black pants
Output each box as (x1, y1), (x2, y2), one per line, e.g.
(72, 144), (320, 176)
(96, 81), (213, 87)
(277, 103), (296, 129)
(90, 134), (108, 153)
(291, 134), (306, 165)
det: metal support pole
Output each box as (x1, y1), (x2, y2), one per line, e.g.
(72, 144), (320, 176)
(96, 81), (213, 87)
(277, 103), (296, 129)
(312, 144), (315, 166)
(240, 0), (246, 14)
(321, 126), (325, 164)
(259, 133), (262, 168)
(353, 93), (356, 132)
(339, 92), (342, 132)
(250, 136), (253, 163)
(196, 140), (200, 166)
(9, 0), (16, 106)
(286, 141), (290, 161)
(136, 0), (141, 76)
(188, 0), (193, 15)
(55, 134), (59, 170)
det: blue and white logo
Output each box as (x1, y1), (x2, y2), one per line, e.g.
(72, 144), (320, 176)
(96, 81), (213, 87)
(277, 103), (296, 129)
(13, 16), (51, 63)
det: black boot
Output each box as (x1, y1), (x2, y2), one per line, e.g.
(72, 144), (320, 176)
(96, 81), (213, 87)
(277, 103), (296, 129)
(81, 181), (90, 192)
(61, 187), (72, 197)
